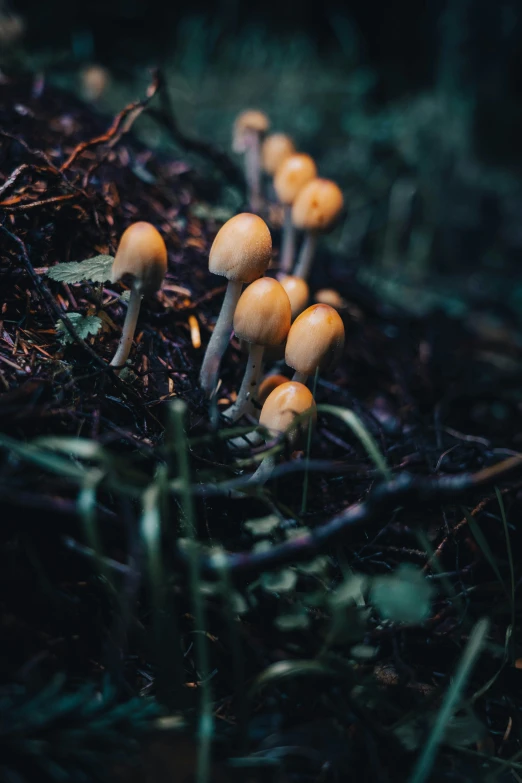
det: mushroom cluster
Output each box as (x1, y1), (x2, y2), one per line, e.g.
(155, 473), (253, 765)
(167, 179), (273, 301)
(104, 109), (349, 485)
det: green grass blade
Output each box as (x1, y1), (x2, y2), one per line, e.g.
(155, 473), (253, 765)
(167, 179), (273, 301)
(318, 404), (391, 480)
(408, 617), (490, 783)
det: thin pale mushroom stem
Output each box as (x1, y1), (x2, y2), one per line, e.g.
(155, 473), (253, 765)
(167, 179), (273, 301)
(292, 371), (308, 384)
(279, 204), (296, 274)
(200, 280), (243, 398)
(248, 453), (276, 485)
(224, 343), (265, 422)
(245, 131), (262, 213)
(110, 284), (142, 372)
(293, 231), (318, 280)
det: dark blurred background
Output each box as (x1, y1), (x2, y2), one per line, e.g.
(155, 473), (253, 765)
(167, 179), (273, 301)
(3, 0), (522, 316)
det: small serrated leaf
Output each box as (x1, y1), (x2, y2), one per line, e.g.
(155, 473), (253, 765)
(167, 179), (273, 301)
(48, 255), (114, 284)
(56, 313), (103, 344)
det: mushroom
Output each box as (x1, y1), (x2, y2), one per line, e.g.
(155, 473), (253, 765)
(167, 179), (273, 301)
(273, 153), (317, 275)
(233, 110), (270, 213)
(258, 373), (289, 405)
(199, 213), (272, 398)
(314, 288), (347, 310)
(250, 381), (316, 484)
(110, 222), (167, 371)
(262, 133), (295, 176)
(224, 277), (291, 422)
(279, 275), (309, 320)
(285, 304), (345, 384)
(292, 179), (344, 281)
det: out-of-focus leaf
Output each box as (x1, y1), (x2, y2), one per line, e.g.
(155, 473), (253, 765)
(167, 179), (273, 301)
(261, 568), (297, 594)
(244, 515), (280, 538)
(275, 605), (309, 631)
(371, 564), (434, 624)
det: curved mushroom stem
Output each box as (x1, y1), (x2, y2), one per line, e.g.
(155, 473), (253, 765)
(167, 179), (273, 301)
(279, 205), (296, 274)
(200, 280), (243, 398)
(293, 231), (318, 280)
(110, 284), (142, 372)
(292, 371), (308, 385)
(223, 343), (264, 422)
(245, 131), (262, 213)
(248, 453), (275, 485)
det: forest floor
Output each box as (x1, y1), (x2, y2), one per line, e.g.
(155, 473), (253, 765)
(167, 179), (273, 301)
(1, 72), (522, 783)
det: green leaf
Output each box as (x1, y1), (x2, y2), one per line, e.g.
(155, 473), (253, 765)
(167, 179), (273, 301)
(371, 564), (434, 624)
(318, 404), (392, 480)
(244, 514), (280, 538)
(275, 605), (309, 631)
(329, 573), (367, 608)
(47, 255), (114, 284)
(297, 556), (329, 575)
(261, 568), (297, 593)
(56, 313), (103, 344)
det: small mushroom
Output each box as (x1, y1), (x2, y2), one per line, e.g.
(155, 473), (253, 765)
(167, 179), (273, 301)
(273, 153), (317, 275)
(200, 213), (272, 398)
(251, 381), (316, 484)
(110, 222), (167, 371)
(314, 288), (347, 310)
(233, 110), (270, 213)
(285, 303), (345, 384)
(224, 277), (291, 422)
(292, 179), (344, 280)
(258, 373), (289, 405)
(262, 133), (295, 176)
(279, 275), (309, 320)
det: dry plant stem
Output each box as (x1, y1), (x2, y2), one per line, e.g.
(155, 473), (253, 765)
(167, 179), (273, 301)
(245, 131), (262, 213)
(279, 204), (296, 274)
(248, 454), (276, 485)
(224, 343), (264, 422)
(200, 280), (243, 397)
(292, 371), (308, 384)
(294, 231), (318, 279)
(110, 285), (142, 371)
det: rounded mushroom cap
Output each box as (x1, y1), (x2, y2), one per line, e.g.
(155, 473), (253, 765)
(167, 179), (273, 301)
(279, 275), (309, 319)
(314, 288), (346, 309)
(285, 304), (345, 375)
(262, 133), (295, 175)
(209, 213), (272, 283)
(273, 154), (317, 205)
(233, 109), (270, 152)
(233, 277), (291, 346)
(111, 221), (167, 295)
(292, 178), (344, 232)
(258, 373), (289, 406)
(260, 381), (316, 444)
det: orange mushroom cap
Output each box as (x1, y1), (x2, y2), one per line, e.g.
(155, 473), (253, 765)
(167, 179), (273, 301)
(262, 133), (295, 175)
(259, 381), (316, 444)
(233, 277), (291, 346)
(292, 178), (344, 232)
(273, 154), (317, 205)
(209, 213), (272, 284)
(111, 221), (167, 295)
(233, 109), (270, 153)
(285, 304), (345, 376)
(279, 275), (309, 319)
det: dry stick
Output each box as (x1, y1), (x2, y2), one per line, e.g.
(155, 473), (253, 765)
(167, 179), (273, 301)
(193, 455), (522, 579)
(60, 70), (160, 173)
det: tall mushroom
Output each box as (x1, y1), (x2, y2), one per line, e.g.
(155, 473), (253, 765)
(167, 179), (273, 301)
(199, 213), (272, 398)
(224, 277), (291, 422)
(110, 222), (167, 371)
(273, 153), (317, 275)
(279, 275), (309, 320)
(262, 133), (295, 177)
(250, 381), (316, 484)
(292, 179), (344, 281)
(233, 110), (270, 213)
(285, 304), (345, 384)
